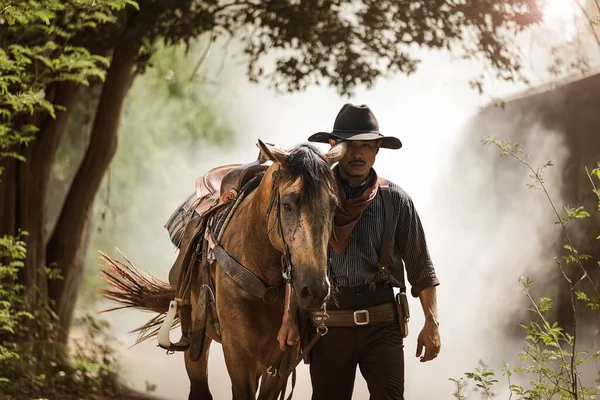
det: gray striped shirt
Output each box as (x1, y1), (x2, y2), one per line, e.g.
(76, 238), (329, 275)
(328, 177), (439, 297)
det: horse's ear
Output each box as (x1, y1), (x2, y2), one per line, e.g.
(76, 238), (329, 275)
(325, 140), (348, 165)
(257, 139), (289, 164)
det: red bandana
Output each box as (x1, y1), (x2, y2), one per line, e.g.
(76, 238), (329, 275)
(330, 167), (379, 254)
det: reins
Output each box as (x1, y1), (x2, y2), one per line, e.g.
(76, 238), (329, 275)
(265, 312), (329, 400)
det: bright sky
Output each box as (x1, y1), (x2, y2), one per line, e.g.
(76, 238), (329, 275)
(543, 0), (580, 40)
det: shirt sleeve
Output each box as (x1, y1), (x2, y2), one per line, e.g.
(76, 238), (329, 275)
(395, 194), (439, 297)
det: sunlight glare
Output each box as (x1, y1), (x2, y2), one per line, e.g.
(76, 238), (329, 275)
(543, 0), (580, 40)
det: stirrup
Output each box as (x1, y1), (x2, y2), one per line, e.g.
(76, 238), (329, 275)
(157, 300), (190, 352)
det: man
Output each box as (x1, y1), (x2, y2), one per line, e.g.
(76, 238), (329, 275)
(277, 103), (441, 400)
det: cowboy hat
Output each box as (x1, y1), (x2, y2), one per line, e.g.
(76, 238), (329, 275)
(308, 103), (402, 149)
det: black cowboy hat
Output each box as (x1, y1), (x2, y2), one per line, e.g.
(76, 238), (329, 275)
(308, 103), (402, 149)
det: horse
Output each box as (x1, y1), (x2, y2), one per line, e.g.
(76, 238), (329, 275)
(100, 140), (346, 399)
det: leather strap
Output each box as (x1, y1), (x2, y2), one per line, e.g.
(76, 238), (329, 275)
(377, 178), (406, 292)
(309, 302), (397, 327)
(189, 285), (210, 361)
(212, 244), (283, 303)
(264, 327), (327, 399)
(377, 178), (393, 268)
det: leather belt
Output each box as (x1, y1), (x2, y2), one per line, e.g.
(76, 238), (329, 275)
(309, 302), (397, 327)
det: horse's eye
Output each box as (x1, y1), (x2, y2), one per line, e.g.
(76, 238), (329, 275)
(282, 203), (293, 213)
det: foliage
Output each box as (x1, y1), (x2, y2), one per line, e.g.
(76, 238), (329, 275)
(450, 139), (600, 399)
(0, 232), (59, 391)
(0, 313), (133, 400)
(0, 233), (31, 367)
(3, 0), (548, 98)
(0, 235), (141, 399)
(214, 0), (544, 94)
(0, 0), (136, 176)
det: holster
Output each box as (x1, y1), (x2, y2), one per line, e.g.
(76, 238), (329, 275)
(396, 292), (410, 338)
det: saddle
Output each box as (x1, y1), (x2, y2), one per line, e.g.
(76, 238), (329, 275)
(165, 147), (271, 249)
(159, 145), (271, 354)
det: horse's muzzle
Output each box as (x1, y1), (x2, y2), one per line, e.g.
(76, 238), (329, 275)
(296, 279), (329, 311)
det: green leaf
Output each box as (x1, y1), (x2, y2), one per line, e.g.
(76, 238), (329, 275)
(575, 291), (590, 302)
(563, 244), (576, 252)
(539, 297), (552, 312)
(591, 165), (600, 180)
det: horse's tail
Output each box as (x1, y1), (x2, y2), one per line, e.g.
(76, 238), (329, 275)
(98, 250), (177, 344)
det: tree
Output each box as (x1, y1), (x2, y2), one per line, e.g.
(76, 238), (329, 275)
(0, 0), (544, 346)
(76, 39), (233, 304)
(0, 0), (137, 345)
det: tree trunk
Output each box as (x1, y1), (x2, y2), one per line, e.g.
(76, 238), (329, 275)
(0, 82), (78, 307)
(47, 44), (136, 343)
(0, 157), (18, 234)
(47, 84), (103, 237)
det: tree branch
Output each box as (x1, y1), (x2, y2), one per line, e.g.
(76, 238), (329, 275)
(188, 32), (215, 83)
(574, 0), (600, 49)
(499, 145), (600, 301)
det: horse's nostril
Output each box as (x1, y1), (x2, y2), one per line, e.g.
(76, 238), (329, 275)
(298, 283), (328, 308)
(300, 286), (311, 300)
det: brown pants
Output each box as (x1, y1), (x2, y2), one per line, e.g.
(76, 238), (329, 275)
(310, 284), (405, 400)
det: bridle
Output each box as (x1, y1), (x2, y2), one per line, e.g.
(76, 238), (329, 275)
(266, 168), (295, 290)
(262, 167), (330, 400)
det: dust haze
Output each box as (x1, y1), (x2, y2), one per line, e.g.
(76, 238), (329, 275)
(97, 9), (595, 399)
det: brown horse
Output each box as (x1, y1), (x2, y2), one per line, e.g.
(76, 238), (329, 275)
(101, 141), (345, 399)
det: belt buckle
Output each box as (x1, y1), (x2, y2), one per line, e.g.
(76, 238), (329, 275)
(353, 309), (369, 325)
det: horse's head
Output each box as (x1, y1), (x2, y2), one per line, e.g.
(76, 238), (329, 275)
(257, 140), (346, 311)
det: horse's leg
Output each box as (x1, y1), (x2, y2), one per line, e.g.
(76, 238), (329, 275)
(221, 340), (261, 400)
(215, 264), (283, 400)
(184, 334), (213, 400)
(221, 314), (284, 400)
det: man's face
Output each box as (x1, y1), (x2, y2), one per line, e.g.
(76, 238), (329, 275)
(329, 139), (381, 179)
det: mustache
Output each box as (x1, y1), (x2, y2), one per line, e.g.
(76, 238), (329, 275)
(349, 160), (366, 165)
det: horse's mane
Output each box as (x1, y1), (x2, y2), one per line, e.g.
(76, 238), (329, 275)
(280, 144), (336, 210)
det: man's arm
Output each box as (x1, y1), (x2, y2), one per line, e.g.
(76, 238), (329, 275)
(391, 188), (441, 362)
(415, 285), (440, 362)
(393, 192), (439, 297)
(277, 283), (299, 351)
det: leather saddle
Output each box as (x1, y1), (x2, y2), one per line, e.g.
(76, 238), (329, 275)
(194, 150), (270, 217)
(165, 146), (271, 248)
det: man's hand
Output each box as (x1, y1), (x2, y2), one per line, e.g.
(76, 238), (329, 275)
(415, 318), (440, 362)
(416, 285), (440, 362)
(277, 316), (299, 351)
(277, 282), (299, 351)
